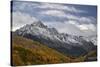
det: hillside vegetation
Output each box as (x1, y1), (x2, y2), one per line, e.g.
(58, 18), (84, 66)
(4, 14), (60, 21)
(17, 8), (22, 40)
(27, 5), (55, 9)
(12, 35), (97, 66)
(12, 35), (72, 66)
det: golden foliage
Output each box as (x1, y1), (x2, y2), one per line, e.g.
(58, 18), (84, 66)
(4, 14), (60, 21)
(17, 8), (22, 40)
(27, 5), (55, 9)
(12, 35), (71, 66)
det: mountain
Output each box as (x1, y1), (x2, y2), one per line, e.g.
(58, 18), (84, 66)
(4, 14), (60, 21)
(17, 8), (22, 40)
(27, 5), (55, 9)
(12, 35), (72, 66)
(14, 20), (97, 57)
(82, 35), (97, 46)
(12, 34), (97, 66)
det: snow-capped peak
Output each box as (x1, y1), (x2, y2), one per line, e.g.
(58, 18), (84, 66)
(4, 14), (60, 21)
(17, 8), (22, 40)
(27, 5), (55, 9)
(15, 20), (97, 46)
(30, 20), (47, 28)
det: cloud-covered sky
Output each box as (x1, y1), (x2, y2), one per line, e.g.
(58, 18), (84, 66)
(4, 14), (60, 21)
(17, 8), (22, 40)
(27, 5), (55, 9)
(11, 1), (97, 36)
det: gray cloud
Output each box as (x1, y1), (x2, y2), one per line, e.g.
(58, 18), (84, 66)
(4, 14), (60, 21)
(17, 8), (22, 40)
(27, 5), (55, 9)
(12, 11), (38, 31)
(12, 2), (97, 36)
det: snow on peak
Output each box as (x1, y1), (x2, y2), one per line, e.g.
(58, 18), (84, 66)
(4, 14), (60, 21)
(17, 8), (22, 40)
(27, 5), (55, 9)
(30, 20), (47, 28)
(15, 20), (97, 46)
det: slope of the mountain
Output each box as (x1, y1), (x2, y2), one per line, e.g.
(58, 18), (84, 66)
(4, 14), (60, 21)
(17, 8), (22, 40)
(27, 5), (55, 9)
(12, 35), (73, 66)
(82, 35), (97, 46)
(84, 50), (97, 61)
(15, 20), (96, 57)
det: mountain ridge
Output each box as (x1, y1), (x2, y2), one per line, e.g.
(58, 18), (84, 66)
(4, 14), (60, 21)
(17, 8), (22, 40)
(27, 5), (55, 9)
(14, 20), (97, 56)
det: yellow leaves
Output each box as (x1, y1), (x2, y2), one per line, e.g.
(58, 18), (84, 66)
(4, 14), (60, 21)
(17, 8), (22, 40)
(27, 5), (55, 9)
(12, 35), (97, 66)
(12, 53), (24, 66)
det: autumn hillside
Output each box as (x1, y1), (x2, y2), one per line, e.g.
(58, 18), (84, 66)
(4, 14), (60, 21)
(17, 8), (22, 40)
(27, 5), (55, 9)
(12, 35), (72, 66)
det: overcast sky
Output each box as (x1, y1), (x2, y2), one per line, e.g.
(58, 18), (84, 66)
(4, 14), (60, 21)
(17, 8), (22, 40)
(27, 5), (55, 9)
(11, 1), (97, 36)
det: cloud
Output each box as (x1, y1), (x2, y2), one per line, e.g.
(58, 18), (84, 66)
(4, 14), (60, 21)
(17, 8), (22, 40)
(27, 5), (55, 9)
(13, 1), (96, 24)
(12, 11), (96, 36)
(66, 20), (79, 26)
(63, 16), (97, 36)
(37, 3), (86, 13)
(40, 9), (96, 24)
(12, 11), (38, 31)
(40, 10), (67, 17)
(44, 21), (83, 35)
(12, 1), (40, 11)
(79, 17), (96, 24)
(12, 1), (97, 36)
(65, 14), (96, 24)
(78, 24), (96, 32)
(13, 2), (86, 14)
(45, 19), (97, 36)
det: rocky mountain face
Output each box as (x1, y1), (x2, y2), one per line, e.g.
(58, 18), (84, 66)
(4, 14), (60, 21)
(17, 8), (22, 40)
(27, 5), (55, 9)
(15, 20), (97, 57)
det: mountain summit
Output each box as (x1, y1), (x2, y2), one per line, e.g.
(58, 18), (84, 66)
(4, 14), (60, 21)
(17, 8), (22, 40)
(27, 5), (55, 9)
(15, 20), (96, 56)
